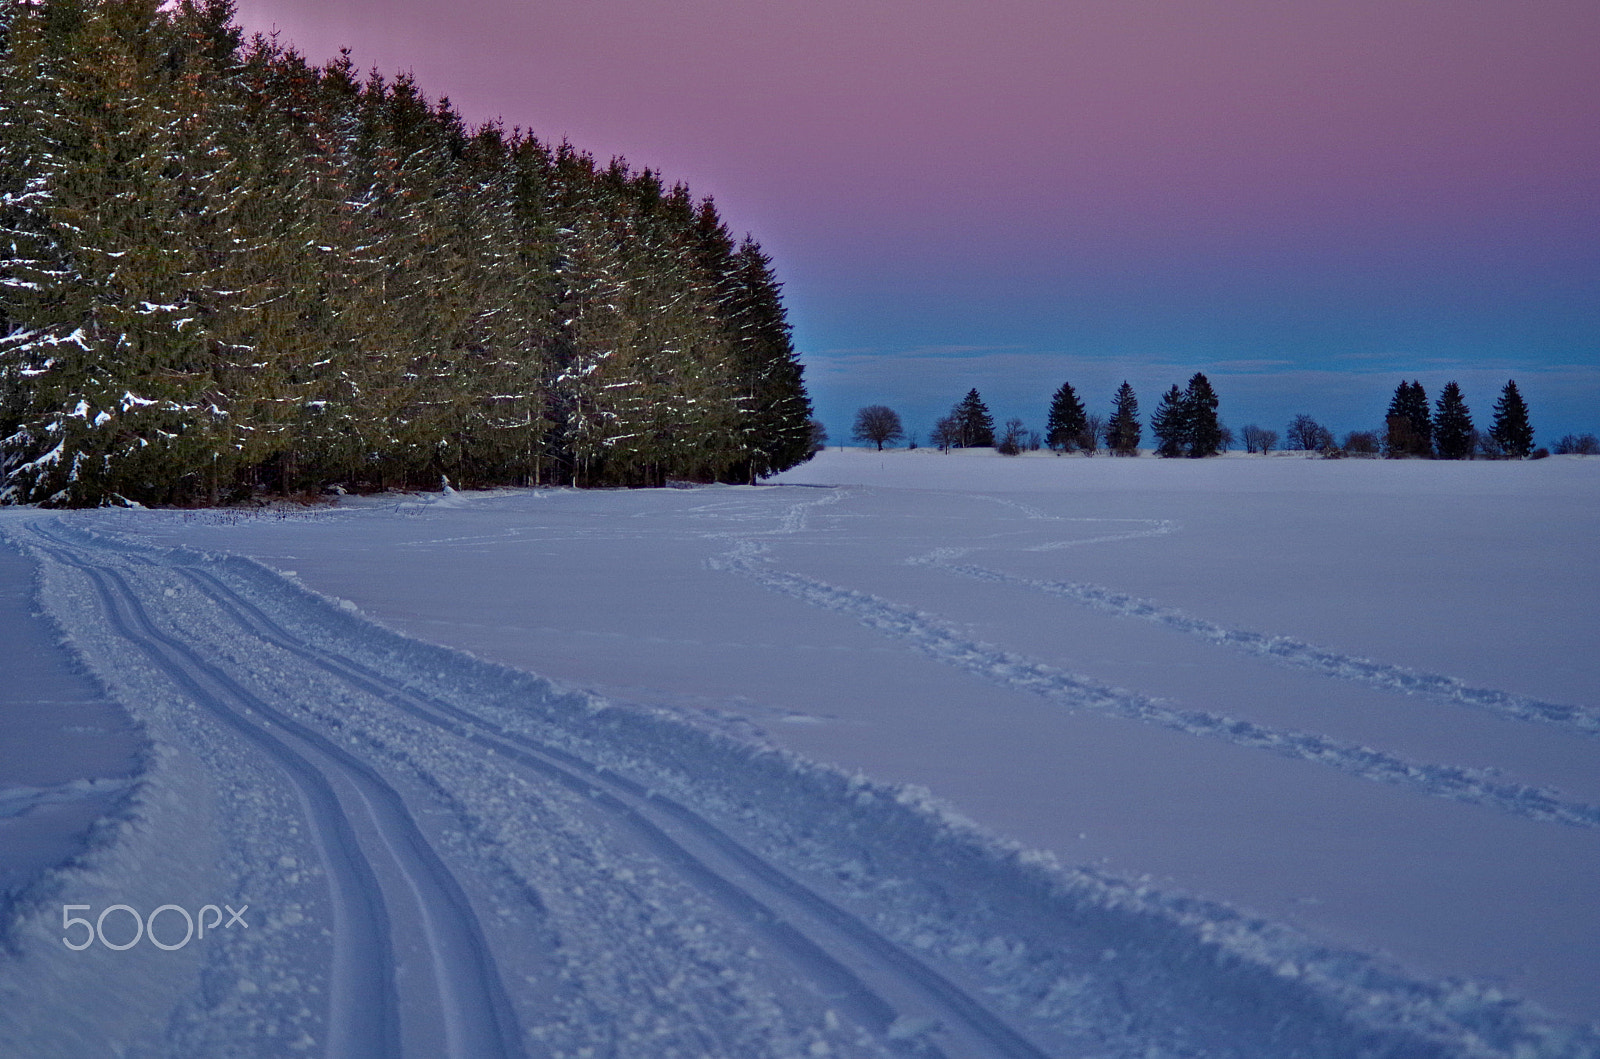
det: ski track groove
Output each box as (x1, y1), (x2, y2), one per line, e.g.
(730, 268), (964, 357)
(918, 554), (1600, 738)
(716, 546), (1600, 833)
(36, 520), (1053, 1059)
(171, 565), (1051, 1059)
(27, 527), (525, 1059)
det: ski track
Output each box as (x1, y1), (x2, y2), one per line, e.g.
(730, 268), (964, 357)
(902, 491), (1596, 739)
(164, 561), (1053, 1059)
(27, 527), (523, 1059)
(10, 507), (1600, 1058)
(22, 518), (1054, 1059)
(714, 512), (1600, 834)
(915, 552), (1600, 738)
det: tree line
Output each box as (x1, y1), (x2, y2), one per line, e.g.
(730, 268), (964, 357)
(853, 377), (1573, 459)
(1, 0), (813, 507)
(1280, 379), (1547, 459)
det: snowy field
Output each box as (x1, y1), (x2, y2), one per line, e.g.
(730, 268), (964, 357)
(1, 448), (1597, 1058)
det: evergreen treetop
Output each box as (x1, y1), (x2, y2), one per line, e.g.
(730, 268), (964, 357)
(1385, 380), (1432, 457)
(1183, 372), (1222, 457)
(1107, 381), (1141, 456)
(1433, 381), (1474, 460)
(951, 388), (995, 448)
(1489, 379), (1534, 458)
(1151, 385), (1188, 458)
(1045, 381), (1086, 451)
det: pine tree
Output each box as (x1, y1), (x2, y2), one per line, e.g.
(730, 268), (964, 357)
(1404, 381), (1432, 453)
(1107, 381), (1141, 455)
(1433, 381), (1474, 460)
(2, 0), (808, 503)
(1183, 372), (1221, 457)
(1150, 385), (1188, 458)
(2, 0), (236, 504)
(722, 236), (812, 481)
(1383, 383), (1411, 458)
(952, 388), (994, 448)
(1384, 380), (1432, 458)
(1489, 379), (1534, 458)
(1045, 380), (1086, 451)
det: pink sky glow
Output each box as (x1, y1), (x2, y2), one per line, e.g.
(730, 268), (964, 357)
(231, 0), (1600, 441)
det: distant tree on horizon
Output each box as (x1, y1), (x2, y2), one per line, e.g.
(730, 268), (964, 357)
(1241, 425), (1278, 454)
(1434, 382), (1474, 459)
(1343, 430), (1381, 456)
(1045, 381), (1087, 451)
(1151, 385), (1188, 458)
(851, 405), (905, 450)
(1183, 373), (1222, 457)
(1287, 415), (1334, 453)
(1153, 372), (1223, 458)
(1385, 381), (1433, 458)
(997, 417), (1028, 455)
(808, 418), (829, 454)
(1107, 382), (1141, 455)
(1489, 380), (1534, 458)
(951, 389), (996, 448)
(1080, 413), (1104, 455)
(1554, 433), (1599, 455)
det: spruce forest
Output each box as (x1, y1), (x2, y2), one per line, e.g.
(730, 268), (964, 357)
(0, 0), (813, 506)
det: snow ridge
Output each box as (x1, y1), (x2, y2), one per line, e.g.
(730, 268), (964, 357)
(0, 777), (136, 820)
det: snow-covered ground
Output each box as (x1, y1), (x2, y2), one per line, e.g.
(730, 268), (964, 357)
(2, 448), (1597, 1057)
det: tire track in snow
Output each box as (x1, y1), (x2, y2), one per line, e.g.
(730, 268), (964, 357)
(164, 558), (1054, 1059)
(916, 553), (1600, 738)
(27, 529), (525, 1059)
(716, 547), (1600, 833)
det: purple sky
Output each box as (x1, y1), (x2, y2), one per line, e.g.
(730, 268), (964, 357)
(233, 0), (1600, 445)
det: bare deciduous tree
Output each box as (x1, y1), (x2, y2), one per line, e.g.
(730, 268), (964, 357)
(1287, 415), (1333, 452)
(1079, 414), (1104, 455)
(807, 418), (828, 454)
(997, 417), (1028, 455)
(851, 405), (904, 450)
(1343, 430), (1380, 456)
(1554, 433), (1600, 455)
(1241, 424), (1277, 454)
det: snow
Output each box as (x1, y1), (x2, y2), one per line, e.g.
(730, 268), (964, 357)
(1, 448), (1597, 1057)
